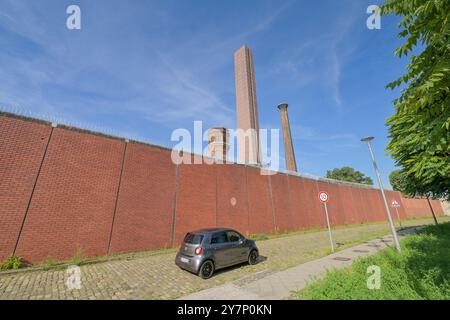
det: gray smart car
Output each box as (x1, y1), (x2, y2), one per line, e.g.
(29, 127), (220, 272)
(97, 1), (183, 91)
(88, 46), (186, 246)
(175, 228), (259, 279)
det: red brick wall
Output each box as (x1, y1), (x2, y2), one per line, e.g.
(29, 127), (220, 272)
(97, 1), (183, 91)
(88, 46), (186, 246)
(1, 114), (445, 263)
(300, 178), (323, 228)
(401, 197), (444, 218)
(386, 191), (407, 221)
(246, 167), (274, 234)
(365, 188), (383, 222)
(286, 176), (309, 230)
(216, 164), (250, 236)
(374, 189), (388, 221)
(109, 143), (176, 254)
(351, 187), (368, 223)
(430, 199), (444, 216)
(15, 127), (124, 263)
(173, 158), (217, 244)
(339, 185), (358, 225)
(316, 181), (345, 226)
(270, 173), (293, 232)
(0, 116), (52, 261)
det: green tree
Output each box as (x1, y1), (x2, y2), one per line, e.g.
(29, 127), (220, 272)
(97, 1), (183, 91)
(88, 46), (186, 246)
(381, 0), (450, 200)
(389, 169), (409, 193)
(326, 167), (373, 185)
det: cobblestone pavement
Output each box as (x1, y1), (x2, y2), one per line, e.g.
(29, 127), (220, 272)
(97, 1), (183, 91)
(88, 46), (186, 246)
(0, 217), (446, 300)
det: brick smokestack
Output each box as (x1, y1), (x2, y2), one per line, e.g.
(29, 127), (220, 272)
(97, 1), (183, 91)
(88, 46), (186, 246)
(208, 127), (229, 163)
(234, 45), (261, 165)
(277, 103), (298, 172)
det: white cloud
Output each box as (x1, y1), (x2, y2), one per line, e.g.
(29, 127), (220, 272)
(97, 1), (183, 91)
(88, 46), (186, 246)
(0, 1), (239, 132)
(267, 4), (360, 107)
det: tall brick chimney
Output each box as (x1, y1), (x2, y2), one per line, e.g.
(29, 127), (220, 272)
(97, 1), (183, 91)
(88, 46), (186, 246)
(208, 127), (229, 163)
(234, 45), (261, 165)
(277, 103), (298, 172)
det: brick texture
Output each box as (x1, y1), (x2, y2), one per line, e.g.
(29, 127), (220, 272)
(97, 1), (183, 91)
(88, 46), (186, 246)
(386, 191), (407, 221)
(15, 128), (124, 263)
(430, 199), (444, 216)
(216, 164), (250, 236)
(339, 185), (358, 225)
(270, 173), (293, 232)
(286, 175), (309, 230)
(365, 189), (383, 222)
(316, 181), (342, 226)
(300, 178), (323, 228)
(351, 187), (368, 223)
(401, 197), (444, 218)
(174, 159), (217, 244)
(109, 143), (176, 254)
(0, 115), (444, 263)
(0, 116), (51, 261)
(246, 167), (274, 234)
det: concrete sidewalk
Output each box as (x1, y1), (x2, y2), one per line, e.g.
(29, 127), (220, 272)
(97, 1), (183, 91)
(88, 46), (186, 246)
(180, 227), (420, 300)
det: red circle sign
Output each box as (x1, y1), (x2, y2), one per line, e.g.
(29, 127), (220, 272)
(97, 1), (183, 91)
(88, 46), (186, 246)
(318, 191), (329, 203)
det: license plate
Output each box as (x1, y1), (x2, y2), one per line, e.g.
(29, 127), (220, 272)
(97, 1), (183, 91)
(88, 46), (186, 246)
(180, 257), (189, 263)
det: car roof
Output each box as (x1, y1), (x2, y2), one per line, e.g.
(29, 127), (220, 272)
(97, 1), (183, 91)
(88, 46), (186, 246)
(189, 227), (235, 234)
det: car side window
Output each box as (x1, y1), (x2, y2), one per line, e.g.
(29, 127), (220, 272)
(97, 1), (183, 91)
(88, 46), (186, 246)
(227, 231), (242, 243)
(211, 232), (228, 244)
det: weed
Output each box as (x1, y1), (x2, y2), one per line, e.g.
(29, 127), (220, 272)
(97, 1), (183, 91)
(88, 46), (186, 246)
(0, 255), (22, 270)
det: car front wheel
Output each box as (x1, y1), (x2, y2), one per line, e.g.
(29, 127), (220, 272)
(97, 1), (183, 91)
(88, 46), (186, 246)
(198, 260), (214, 279)
(248, 250), (259, 265)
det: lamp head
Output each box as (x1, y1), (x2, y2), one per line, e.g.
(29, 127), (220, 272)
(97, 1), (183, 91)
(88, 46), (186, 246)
(360, 136), (375, 142)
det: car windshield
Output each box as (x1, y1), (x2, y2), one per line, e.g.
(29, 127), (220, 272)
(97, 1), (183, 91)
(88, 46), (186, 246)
(183, 233), (204, 244)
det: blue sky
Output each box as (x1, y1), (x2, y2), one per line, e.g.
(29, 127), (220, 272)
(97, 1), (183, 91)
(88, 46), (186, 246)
(0, 0), (410, 187)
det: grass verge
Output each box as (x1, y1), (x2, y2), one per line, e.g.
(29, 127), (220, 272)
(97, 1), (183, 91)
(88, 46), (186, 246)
(249, 216), (449, 242)
(294, 222), (450, 300)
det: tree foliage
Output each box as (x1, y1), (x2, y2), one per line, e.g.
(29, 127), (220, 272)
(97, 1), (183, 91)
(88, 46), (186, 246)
(381, 0), (450, 200)
(389, 169), (409, 193)
(326, 167), (373, 185)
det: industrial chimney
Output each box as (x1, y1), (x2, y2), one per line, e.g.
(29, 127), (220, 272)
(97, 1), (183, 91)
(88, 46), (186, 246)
(234, 45), (261, 165)
(277, 103), (298, 172)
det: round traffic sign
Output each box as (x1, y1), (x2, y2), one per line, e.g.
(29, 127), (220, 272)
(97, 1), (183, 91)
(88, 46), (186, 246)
(318, 191), (329, 203)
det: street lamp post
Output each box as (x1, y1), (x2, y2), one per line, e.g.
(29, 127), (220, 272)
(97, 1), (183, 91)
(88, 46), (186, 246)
(361, 136), (401, 253)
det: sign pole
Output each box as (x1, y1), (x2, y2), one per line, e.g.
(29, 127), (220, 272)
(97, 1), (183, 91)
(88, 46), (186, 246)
(394, 207), (402, 229)
(391, 200), (403, 229)
(318, 191), (334, 253)
(323, 202), (334, 253)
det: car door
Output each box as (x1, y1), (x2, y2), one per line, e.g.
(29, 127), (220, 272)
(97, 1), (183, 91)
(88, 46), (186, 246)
(210, 231), (231, 268)
(226, 231), (248, 263)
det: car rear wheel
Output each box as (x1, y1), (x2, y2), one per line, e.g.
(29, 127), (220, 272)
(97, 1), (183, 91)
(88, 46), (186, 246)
(198, 260), (214, 279)
(248, 250), (259, 265)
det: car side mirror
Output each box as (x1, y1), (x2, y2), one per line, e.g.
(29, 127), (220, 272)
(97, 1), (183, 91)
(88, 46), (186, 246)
(239, 238), (244, 244)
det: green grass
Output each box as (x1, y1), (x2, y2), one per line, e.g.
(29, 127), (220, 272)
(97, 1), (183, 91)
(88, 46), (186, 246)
(40, 257), (58, 270)
(69, 248), (85, 266)
(248, 216), (449, 243)
(0, 255), (22, 270)
(295, 222), (450, 300)
(248, 223), (370, 242)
